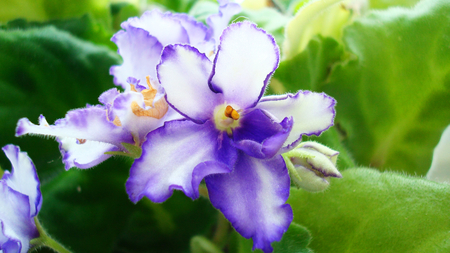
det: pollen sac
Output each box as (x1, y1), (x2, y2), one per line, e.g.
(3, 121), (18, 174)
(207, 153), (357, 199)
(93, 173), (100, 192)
(130, 76), (168, 119)
(224, 105), (240, 120)
(283, 141), (342, 192)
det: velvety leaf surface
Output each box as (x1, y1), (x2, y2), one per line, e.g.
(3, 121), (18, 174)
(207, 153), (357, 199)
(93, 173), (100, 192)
(0, 0), (111, 29)
(289, 168), (450, 252)
(235, 7), (291, 47)
(368, 0), (420, 9)
(147, 0), (199, 13)
(234, 222), (313, 253)
(1, 15), (115, 49)
(323, 0), (450, 175)
(273, 35), (345, 94)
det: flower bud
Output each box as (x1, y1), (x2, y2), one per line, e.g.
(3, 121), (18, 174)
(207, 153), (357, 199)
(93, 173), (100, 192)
(283, 141), (342, 192)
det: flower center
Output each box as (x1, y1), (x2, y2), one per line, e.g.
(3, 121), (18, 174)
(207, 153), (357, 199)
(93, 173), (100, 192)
(213, 104), (241, 134)
(130, 76), (168, 119)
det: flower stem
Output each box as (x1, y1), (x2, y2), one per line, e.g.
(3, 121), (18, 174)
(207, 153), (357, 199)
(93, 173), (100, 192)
(31, 217), (72, 253)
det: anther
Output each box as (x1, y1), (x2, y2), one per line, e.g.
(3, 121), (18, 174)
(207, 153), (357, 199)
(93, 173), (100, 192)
(224, 105), (240, 120)
(77, 139), (87, 144)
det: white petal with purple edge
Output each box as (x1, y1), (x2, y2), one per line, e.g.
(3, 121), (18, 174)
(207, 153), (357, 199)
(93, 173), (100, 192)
(0, 181), (38, 253)
(158, 45), (223, 123)
(257, 91), (336, 151)
(110, 27), (163, 89)
(122, 10), (189, 46)
(126, 120), (236, 203)
(16, 107), (134, 147)
(57, 138), (119, 170)
(205, 153), (292, 253)
(2, 145), (41, 217)
(209, 21), (279, 109)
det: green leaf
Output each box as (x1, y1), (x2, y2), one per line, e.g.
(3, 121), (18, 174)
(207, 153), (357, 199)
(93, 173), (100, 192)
(147, 0), (199, 13)
(233, 222), (313, 253)
(273, 35), (345, 93)
(288, 168), (450, 252)
(368, 0), (420, 10)
(1, 14), (115, 49)
(0, 26), (119, 181)
(272, 222), (313, 253)
(116, 191), (217, 253)
(0, 0), (112, 30)
(111, 2), (140, 31)
(321, 0), (450, 175)
(37, 159), (135, 253)
(235, 8), (291, 47)
(188, 1), (220, 23)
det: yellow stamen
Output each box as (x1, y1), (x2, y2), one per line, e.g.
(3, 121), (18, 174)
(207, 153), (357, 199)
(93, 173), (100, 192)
(77, 139), (87, 144)
(113, 116), (122, 126)
(224, 105), (240, 120)
(129, 76), (169, 119)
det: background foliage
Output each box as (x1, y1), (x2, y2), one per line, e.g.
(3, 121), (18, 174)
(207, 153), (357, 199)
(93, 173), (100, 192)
(1, 0), (449, 252)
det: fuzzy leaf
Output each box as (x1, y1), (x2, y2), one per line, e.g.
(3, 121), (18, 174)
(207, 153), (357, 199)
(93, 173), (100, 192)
(289, 168), (450, 252)
(322, 0), (450, 175)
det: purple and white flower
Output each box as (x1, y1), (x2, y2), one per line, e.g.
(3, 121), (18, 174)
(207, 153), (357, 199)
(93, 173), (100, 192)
(15, 1), (241, 170)
(0, 145), (42, 253)
(15, 80), (178, 170)
(126, 21), (336, 252)
(110, 0), (241, 91)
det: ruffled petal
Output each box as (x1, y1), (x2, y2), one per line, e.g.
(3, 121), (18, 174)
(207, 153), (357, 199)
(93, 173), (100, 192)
(233, 109), (293, 159)
(169, 13), (209, 46)
(209, 21), (279, 109)
(1, 145), (41, 217)
(122, 10), (189, 46)
(16, 106), (134, 147)
(0, 181), (38, 253)
(126, 120), (236, 203)
(110, 27), (163, 89)
(205, 153), (292, 253)
(158, 44), (223, 123)
(98, 88), (120, 106)
(57, 138), (119, 170)
(257, 91), (336, 151)
(206, 1), (241, 49)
